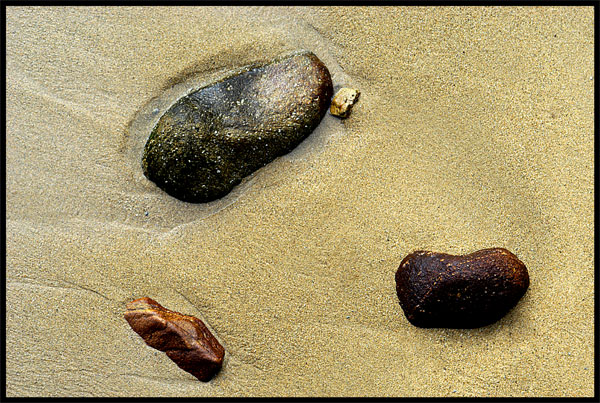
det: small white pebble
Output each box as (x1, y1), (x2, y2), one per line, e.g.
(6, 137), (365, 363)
(330, 87), (360, 118)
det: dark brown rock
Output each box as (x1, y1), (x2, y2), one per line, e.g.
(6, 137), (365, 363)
(142, 50), (333, 203)
(124, 297), (225, 382)
(395, 248), (529, 328)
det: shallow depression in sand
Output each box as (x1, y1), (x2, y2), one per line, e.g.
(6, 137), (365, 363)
(122, 49), (346, 232)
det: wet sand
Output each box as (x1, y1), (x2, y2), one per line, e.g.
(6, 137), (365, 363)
(5, 6), (594, 397)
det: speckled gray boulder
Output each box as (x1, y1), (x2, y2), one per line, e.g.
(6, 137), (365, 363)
(142, 51), (333, 203)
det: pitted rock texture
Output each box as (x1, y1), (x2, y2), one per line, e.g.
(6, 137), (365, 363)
(395, 248), (529, 328)
(142, 51), (333, 203)
(330, 87), (360, 118)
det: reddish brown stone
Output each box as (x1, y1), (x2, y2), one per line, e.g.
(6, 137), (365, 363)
(124, 297), (225, 382)
(395, 248), (529, 328)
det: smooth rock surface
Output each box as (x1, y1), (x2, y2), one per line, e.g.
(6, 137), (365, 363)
(124, 297), (225, 382)
(395, 248), (529, 328)
(142, 51), (333, 203)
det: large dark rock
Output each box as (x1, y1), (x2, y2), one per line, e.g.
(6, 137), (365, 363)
(124, 297), (225, 382)
(142, 51), (333, 202)
(395, 248), (529, 328)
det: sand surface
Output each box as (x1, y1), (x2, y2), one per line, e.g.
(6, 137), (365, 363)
(5, 6), (594, 397)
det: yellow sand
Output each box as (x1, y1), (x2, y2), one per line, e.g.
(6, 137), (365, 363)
(6, 6), (594, 397)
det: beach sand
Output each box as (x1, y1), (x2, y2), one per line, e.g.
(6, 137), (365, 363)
(5, 6), (594, 397)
